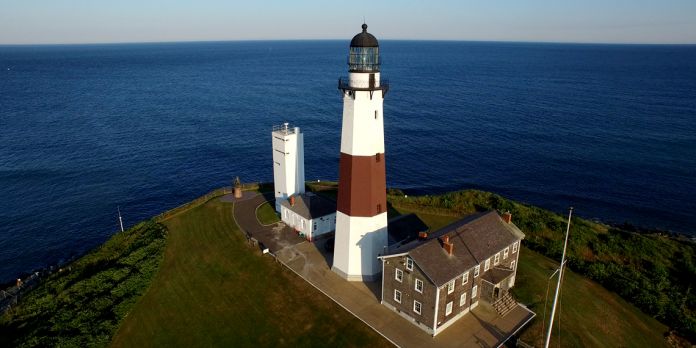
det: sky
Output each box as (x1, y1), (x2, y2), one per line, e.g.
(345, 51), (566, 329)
(1, 0), (695, 45)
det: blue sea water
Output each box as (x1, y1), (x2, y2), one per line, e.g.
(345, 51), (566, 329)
(1, 41), (695, 283)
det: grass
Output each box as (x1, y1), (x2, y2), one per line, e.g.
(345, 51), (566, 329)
(0, 221), (167, 347)
(256, 201), (280, 225)
(386, 205), (669, 347)
(110, 197), (390, 347)
(513, 247), (668, 347)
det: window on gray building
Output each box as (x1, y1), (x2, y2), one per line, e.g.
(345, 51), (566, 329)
(415, 278), (423, 293)
(474, 265), (480, 277)
(460, 292), (467, 307)
(472, 285), (478, 298)
(462, 271), (469, 285)
(395, 268), (403, 282)
(394, 289), (402, 303)
(413, 300), (422, 315)
(445, 301), (453, 316)
(447, 280), (455, 294)
(406, 257), (413, 271)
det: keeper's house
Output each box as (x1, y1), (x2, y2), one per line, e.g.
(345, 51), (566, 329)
(280, 192), (336, 242)
(379, 211), (524, 336)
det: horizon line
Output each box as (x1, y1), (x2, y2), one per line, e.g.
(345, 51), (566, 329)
(2, 38), (696, 47)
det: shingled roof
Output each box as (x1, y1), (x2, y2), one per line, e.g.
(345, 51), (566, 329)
(382, 211), (524, 286)
(280, 193), (336, 220)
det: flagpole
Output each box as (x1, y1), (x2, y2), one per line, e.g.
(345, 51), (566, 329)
(118, 206), (124, 232)
(544, 207), (573, 348)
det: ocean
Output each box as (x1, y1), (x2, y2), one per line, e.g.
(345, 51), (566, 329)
(1, 40), (695, 283)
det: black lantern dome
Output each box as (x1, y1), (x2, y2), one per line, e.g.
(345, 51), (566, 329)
(348, 24), (380, 72)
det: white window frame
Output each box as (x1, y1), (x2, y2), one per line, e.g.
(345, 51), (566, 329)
(462, 271), (469, 285)
(395, 268), (403, 282)
(394, 289), (402, 303)
(472, 285), (478, 298)
(406, 257), (413, 271)
(415, 278), (424, 293)
(447, 280), (455, 294)
(511, 260), (516, 271)
(413, 300), (422, 315)
(504, 247), (509, 259)
(460, 292), (467, 306)
(512, 241), (518, 253)
(445, 301), (453, 316)
(484, 258), (491, 272)
(494, 252), (500, 265)
(474, 265), (480, 277)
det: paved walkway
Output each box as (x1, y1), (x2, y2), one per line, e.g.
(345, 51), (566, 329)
(231, 193), (304, 253)
(231, 193), (535, 347)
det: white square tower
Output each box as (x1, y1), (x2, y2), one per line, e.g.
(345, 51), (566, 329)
(272, 123), (305, 212)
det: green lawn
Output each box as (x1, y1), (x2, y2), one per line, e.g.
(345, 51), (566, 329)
(256, 201), (280, 225)
(390, 208), (669, 347)
(111, 197), (390, 347)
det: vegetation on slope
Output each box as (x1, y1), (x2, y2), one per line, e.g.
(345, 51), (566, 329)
(387, 189), (696, 342)
(0, 221), (167, 347)
(111, 196), (391, 347)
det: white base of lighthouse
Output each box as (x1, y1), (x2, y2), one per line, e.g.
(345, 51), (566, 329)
(332, 211), (388, 281)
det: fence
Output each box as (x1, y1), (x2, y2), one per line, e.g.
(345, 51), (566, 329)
(154, 182), (265, 222)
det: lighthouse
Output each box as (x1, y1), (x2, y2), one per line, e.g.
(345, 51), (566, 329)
(332, 24), (389, 281)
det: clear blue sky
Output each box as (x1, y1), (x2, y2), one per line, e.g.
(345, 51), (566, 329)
(1, 0), (695, 44)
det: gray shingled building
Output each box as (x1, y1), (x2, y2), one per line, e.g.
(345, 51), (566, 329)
(378, 211), (525, 336)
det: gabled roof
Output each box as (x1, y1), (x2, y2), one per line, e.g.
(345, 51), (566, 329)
(382, 211), (524, 287)
(280, 193), (336, 220)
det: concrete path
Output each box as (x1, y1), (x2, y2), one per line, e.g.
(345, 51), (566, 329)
(231, 192), (304, 253)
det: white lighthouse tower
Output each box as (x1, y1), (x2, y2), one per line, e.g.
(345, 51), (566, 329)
(272, 123), (305, 212)
(332, 24), (389, 281)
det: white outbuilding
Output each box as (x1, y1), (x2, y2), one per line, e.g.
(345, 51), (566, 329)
(280, 193), (336, 242)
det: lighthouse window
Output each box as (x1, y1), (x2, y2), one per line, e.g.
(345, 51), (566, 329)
(376, 153), (381, 162)
(377, 204), (382, 213)
(375, 110), (378, 119)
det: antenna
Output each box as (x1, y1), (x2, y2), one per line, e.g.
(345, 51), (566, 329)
(544, 207), (573, 348)
(118, 206), (124, 232)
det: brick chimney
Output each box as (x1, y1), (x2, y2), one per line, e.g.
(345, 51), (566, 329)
(418, 231), (428, 240)
(290, 195), (295, 206)
(502, 211), (512, 224)
(442, 235), (454, 256)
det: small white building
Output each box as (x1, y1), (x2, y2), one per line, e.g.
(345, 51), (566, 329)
(272, 123), (305, 212)
(280, 193), (336, 242)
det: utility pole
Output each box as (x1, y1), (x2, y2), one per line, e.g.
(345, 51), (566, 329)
(544, 207), (573, 348)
